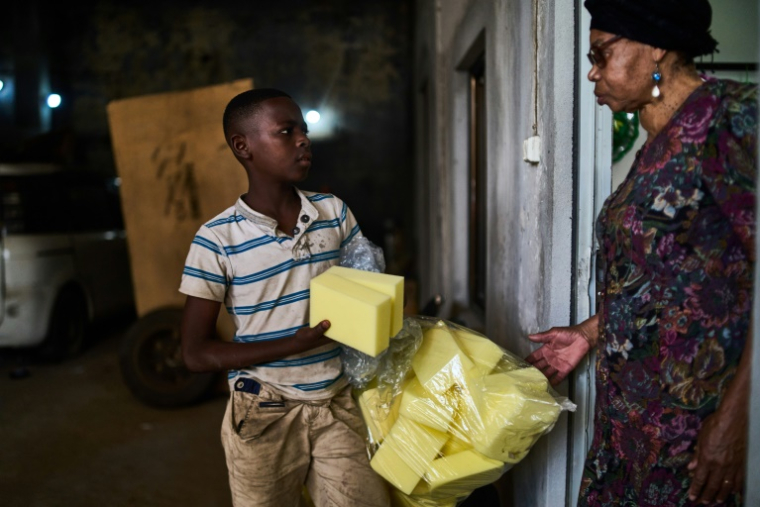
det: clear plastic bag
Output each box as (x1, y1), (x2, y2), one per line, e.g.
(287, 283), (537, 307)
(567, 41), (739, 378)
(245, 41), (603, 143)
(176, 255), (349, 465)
(340, 235), (386, 273)
(341, 317), (422, 392)
(350, 317), (576, 506)
(338, 235), (400, 387)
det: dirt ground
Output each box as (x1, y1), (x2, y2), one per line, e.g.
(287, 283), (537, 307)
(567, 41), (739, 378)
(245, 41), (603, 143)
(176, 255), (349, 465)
(0, 324), (232, 507)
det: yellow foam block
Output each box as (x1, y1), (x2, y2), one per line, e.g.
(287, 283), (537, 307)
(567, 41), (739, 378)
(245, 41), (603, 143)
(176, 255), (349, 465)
(325, 266), (404, 337)
(494, 351), (527, 371)
(464, 377), (561, 462)
(489, 430), (541, 464)
(358, 387), (402, 443)
(424, 450), (503, 494)
(478, 375), (561, 430)
(413, 325), (474, 394)
(371, 416), (448, 495)
(441, 434), (472, 456)
(452, 328), (504, 375)
(371, 440), (423, 495)
(440, 366), (487, 441)
(387, 416), (449, 476)
(309, 273), (391, 356)
(445, 390), (478, 444)
(390, 489), (456, 507)
(501, 367), (550, 392)
(398, 377), (456, 432)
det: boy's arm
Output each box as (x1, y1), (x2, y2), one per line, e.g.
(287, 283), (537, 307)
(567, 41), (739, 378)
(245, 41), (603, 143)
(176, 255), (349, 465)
(180, 295), (334, 373)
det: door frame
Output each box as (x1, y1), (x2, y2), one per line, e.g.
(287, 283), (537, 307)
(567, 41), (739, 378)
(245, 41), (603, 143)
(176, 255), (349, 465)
(567, 3), (613, 504)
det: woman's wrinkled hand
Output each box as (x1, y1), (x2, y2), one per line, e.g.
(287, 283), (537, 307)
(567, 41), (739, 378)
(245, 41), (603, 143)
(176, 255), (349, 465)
(526, 318), (597, 385)
(687, 408), (747, 504)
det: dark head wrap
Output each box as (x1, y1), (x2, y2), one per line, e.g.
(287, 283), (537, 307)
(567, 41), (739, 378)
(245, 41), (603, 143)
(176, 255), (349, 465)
(584, 0), (719, 57)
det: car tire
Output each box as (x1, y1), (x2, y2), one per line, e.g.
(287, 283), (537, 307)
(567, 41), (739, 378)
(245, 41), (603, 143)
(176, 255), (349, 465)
(119, 307), (216, 408)
(39, 285), (89, 362)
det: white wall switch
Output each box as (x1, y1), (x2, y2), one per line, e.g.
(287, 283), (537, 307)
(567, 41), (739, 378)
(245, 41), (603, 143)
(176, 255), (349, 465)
(523, 136), (541, 164)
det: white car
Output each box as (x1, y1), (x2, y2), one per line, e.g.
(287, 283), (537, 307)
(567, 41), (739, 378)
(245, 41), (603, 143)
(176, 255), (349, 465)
(0, 163), (135, 359)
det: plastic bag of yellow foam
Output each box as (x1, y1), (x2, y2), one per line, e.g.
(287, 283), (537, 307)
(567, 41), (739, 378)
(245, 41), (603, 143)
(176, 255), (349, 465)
(348, 317), (576, 507)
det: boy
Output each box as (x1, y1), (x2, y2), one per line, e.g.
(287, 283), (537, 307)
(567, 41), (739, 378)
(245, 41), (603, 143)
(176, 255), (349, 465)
(179, 88), (390, 507)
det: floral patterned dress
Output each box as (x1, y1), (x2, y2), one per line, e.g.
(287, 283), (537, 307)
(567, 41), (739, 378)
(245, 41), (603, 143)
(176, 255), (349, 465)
(578, 77), (757, 507)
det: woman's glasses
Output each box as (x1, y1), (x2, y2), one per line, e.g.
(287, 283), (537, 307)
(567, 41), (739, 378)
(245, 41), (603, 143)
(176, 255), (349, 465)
(587, 35), (623, 69)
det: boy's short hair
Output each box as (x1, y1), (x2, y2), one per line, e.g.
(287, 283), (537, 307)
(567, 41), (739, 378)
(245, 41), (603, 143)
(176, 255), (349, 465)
(223, 88), (292, 139)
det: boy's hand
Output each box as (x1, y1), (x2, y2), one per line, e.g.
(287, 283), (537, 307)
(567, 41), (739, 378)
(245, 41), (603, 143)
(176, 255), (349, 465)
(294, 320), (333, 349)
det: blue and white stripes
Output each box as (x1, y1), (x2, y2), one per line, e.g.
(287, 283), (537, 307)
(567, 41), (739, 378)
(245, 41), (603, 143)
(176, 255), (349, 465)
(192, 235), (224, 255)
(293, 373), (344, 392)
(258, 346), (342, 368)
(306, 218), (341, 233)
(223, 235), (290, 256)
(228, 289), (310, 315)
(234, 324), (309, 343)
(179, 189), (363, 401)
(307, 193), (334, 202)
(341, 224), (361, 248)
(230, 250), (340, 285)
(182, 266), (227, 285)
(206, 214), (247, 228)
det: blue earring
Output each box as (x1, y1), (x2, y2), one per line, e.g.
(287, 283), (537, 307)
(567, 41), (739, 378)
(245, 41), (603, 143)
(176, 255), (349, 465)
(652, 62), (662, 98)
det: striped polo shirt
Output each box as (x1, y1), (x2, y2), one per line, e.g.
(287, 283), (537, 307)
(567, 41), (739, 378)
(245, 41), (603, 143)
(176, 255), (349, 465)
(179, 188), (362, 400)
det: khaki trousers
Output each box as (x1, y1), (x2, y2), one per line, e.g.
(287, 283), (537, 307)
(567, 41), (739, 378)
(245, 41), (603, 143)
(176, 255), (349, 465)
(221, 383), (390, 507)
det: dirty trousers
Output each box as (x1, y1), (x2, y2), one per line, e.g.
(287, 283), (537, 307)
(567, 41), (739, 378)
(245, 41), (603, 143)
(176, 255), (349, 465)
(220, 383), (390, 507)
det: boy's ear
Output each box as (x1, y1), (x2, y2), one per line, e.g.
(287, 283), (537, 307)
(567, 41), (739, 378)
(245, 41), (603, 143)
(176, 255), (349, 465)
(229, 133), (252, 160)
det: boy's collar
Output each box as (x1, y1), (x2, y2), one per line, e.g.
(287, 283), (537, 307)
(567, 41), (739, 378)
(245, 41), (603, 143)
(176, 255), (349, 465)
(234, 188), (319, 233)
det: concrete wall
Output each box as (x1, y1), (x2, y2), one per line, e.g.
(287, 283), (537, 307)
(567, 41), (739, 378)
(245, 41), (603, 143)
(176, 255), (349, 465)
(413, 0), (576, 504)
(709, 0), (758, 64)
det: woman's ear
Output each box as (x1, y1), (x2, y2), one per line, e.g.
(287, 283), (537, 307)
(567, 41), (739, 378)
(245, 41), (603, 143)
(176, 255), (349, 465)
(651, 46), (668, 66)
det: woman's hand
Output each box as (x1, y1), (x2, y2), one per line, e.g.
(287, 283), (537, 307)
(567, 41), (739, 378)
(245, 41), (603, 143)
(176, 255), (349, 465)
(526, 316), (598, 385)
(687, 331), (751, 505)
(687, 408), (747, 504)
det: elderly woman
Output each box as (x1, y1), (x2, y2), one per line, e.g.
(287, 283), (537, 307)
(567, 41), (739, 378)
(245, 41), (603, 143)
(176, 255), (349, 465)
(526, 1), (757, 506)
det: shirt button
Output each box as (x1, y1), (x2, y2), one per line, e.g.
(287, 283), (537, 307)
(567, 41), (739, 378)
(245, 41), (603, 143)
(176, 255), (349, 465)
(236, 381), (244, 390)
(292, 227), (300, 235)
(300, 215), (310, 223)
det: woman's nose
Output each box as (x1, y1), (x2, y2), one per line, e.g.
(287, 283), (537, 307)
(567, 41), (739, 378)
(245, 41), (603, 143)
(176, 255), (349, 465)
(587, 65), (600, 82)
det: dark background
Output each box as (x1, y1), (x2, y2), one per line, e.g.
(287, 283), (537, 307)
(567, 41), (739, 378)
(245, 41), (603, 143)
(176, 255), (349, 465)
(0, 0), (416, 277)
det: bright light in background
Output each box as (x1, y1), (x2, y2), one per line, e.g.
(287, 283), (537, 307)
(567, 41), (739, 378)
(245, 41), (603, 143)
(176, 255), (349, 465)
(305, 110), (321, 124)
(0, 80), (4, 93)
(47, 94), (61, 108)
(302, 108), (336, 140)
